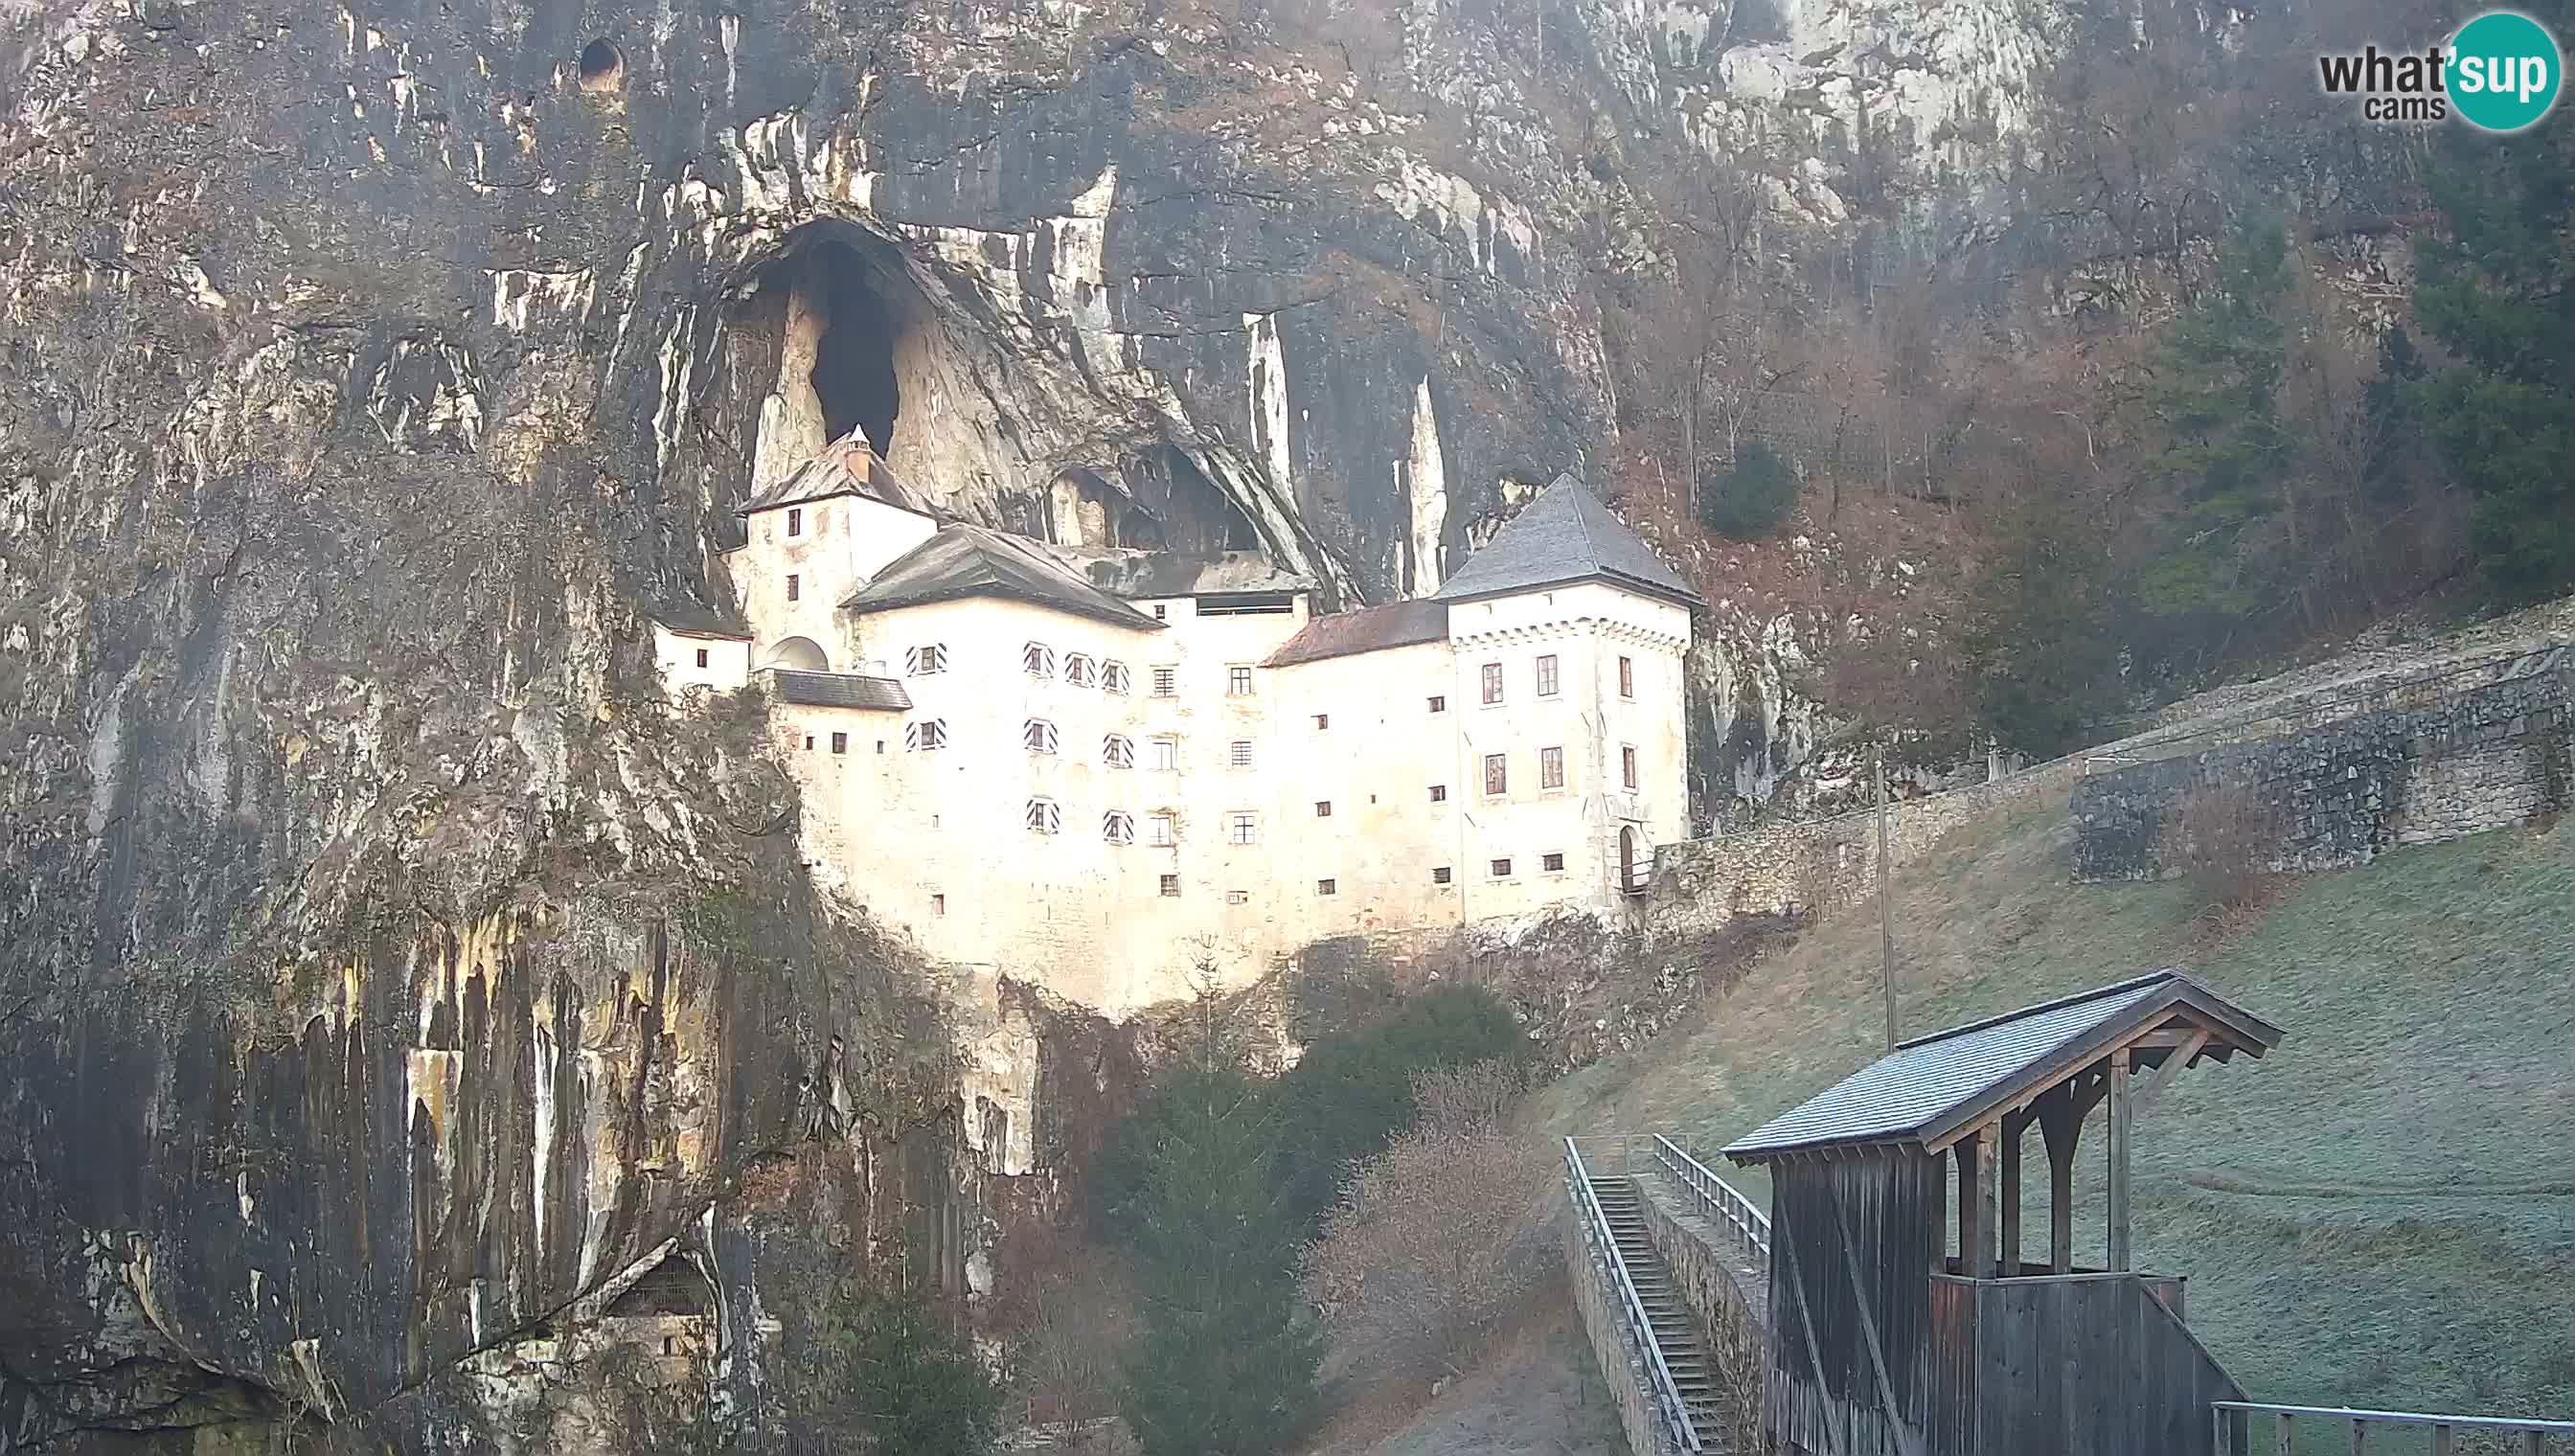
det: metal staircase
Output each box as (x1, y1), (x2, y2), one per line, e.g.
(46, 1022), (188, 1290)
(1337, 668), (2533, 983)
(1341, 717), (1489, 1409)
(1587, 1173), (1728, 1443)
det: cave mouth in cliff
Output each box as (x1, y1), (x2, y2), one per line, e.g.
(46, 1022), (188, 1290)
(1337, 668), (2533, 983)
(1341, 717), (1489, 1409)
(577, 39), (624, 92)
(804, 240), (905, 460)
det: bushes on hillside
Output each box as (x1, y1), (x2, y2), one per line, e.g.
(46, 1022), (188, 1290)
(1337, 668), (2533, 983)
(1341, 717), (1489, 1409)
(1300, 1060), (1550, 1381)
(1696, 439), (1800, 539)
(2170, 783), (2278, 916)
(777, 1266), (1002, 1456)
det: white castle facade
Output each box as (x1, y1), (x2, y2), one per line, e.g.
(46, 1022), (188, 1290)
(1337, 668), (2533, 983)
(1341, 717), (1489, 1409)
(653, 438), (1701, 1020)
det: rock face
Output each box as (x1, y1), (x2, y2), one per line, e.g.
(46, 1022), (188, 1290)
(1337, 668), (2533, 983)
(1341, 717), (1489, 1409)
(0, 0), (2373, 1443)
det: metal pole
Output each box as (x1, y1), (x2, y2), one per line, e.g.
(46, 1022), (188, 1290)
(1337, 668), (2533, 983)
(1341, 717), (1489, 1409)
(1878, 748), (1896, 1050)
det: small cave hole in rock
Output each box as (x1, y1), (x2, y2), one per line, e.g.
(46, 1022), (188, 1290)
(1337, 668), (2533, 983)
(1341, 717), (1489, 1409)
(605, 1253), (713, 1318)
(576, 38), (625, 92)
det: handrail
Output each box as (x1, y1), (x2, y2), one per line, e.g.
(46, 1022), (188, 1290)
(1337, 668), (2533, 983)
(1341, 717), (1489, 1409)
(1564, 1138), (1704, 1453)
(2213, 1400), (2575, 1454)
(1651, 1134), (1771, 1261)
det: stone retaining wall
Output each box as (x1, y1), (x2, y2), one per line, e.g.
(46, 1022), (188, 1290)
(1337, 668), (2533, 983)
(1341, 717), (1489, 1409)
(1634, 1172), (1770, 1452)
(1562, 1211), (1684, 1456)
(2072, 651), (2575, 880)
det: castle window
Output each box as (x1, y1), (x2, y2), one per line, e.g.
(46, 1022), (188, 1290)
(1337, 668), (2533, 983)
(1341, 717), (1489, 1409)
(905, 719), (948, 751)
(1104, 734), (1135, 768)
(1623, 744), (1638, 790)
(786, 507), (803, 536)
(1153, 603), (1169, 620)
(1618, 656), (1634, 698)
(1229, 740), (1254, 769)
(1429, 784), (1447, 803)
(1023, 719), (1059, 754)
(876, 740), (884, 754)
(1022, 642), (1056, 678)
(1543, 853), (1566, 873)
(1151, 737), (1179, 771)
(1314, 801), (1332, 817)
(905, 644), (947, 675)
(786, 575), (801, 602)
(1159, 874), (1181, 897)
(1483, 753), (1507, 796)
(695, 648), (710, 669)
(1316, 878), (1336, 896)
(1149, 812), (1175, 846)
(1313, 714), (1329, 730)
(804, 735), (814, 750)
(1227, 811), (1258, 846)
(1102, 661), (1130, 694)
(1427, 694), (1446, 713)
(1490, 857), (1512, 877)
(1540, 745), (1564, 790)
(1025, 798), (1061, 834)
(1064, 654), (1097, 688)
(1227, 665), (1254, 696)
(932, 894), (946, 916)
(1481, 662), (1503, 704)
(1432, 866), (1453, 884)
(1226, 889), (1249, 904)
(1537, 653), (1560, 697)
(1103, 810), (1135, 846)
(831, 733), (848, 755)
(1151, 665), (1177, 696)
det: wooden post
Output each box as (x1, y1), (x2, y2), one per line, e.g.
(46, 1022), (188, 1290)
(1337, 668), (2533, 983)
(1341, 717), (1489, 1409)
(2039, 1083), (2080, 1274)
(1954, 1133), (1980, 1277)
(2432, 1425), (2453, 1456)
(1975, 1124), (2001, 1278)
(1998, 1110), (2024, 1278)
(1878, 751), (1896, 1051)
(2108, 1048), (2133, 1271)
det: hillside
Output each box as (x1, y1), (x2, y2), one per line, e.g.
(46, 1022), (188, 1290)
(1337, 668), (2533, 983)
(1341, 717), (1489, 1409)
(1541, 786), (2575, 1423)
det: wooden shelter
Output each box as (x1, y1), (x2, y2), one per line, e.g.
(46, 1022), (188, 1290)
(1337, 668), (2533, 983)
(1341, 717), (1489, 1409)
(1721, 970), (2285, 1456)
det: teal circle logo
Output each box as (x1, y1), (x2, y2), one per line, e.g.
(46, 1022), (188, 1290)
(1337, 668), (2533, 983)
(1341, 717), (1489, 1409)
(2450, 11), (2562, 131)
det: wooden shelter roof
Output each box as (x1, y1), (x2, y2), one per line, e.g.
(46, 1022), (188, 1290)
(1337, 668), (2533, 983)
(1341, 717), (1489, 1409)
(1721, 970), (2283, 1165)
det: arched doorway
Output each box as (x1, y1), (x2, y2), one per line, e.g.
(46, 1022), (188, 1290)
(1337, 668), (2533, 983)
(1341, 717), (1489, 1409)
(761, 636), (829, 671)
(1619, 825), (1642, 896)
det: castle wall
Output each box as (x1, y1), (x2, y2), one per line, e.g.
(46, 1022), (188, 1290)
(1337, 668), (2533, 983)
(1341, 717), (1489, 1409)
(651, 629), (752, 697)
(736, 493), (938, 670)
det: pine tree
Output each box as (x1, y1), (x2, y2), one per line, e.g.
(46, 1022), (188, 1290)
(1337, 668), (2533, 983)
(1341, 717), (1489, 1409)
(2413, 34), (2575, 606)
(1962, 495), (2128, 761)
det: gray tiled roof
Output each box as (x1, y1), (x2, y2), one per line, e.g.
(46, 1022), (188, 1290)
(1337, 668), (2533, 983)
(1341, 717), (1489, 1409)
(740, 431), (931, 517)
(1431, 473), (1703, 608)
(767, 670), (912, 711)
(1264, 599), (1449, 668)
(841, 525), (1166, 631)
(649, 601), (751, 639)
(1721, 971), (2284, 1164)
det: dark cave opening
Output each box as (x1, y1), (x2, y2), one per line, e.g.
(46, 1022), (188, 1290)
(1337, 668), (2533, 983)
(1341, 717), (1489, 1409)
(805, 243), (903, 459)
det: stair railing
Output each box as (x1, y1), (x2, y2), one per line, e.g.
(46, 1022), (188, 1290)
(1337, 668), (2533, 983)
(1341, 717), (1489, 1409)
(1564, 1137), (1705, 1453)
(1652, 1133), (1771, 1262)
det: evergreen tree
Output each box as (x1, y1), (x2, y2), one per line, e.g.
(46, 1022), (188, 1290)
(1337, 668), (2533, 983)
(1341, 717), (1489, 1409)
(1112, 1002), (1321, 1456)
(2413, 43), (2575, 605)
(1696, 439), (1801, 539)
(780, 1266), (1002, 1456)
(2132, 215), (2299, 686)
(1962, 495), (2129, 761)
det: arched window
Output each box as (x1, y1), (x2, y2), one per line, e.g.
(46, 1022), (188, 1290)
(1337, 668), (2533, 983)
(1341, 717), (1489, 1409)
(1025, 798), (1061, 834)
(1023, 719), (1059, 754)
(1103, 734), (1135, 768)
(1103, 810), (1135, 845)
(1022, 642), (1056, 678)
(762, 636), (829, 671)
(1063, 653), (1097, 688)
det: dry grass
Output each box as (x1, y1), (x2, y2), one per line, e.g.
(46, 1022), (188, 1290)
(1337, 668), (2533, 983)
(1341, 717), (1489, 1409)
(1538, 786), (2575, 1441)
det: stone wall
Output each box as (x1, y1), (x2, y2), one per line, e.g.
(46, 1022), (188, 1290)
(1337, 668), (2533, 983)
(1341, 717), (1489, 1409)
(2072, 652), (2575, 880)
(1562, 1208), (1685, 1456)
(1645, 757), (2080, 931)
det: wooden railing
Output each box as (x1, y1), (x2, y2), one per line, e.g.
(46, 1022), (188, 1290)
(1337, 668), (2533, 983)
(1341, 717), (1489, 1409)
(1651, 1133), (1770, 1261)
(1563, 1137), (1704, 1453)
(2214, 1402), (2575, 1455)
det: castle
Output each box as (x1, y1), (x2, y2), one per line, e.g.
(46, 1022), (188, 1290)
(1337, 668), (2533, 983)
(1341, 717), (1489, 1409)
(653, 436), (1700, 1018)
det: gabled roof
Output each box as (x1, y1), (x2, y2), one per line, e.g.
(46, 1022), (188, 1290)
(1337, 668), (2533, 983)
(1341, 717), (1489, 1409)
(1431, 473), (1703, 609)
(841, 525), (1166, 631)
(767, 670), (912, 711)
(1721, 970), (2284, 1165)
(1264, 599), (1449, 668)
(649, 602), (751, 640)
(740, 432), (932, 518)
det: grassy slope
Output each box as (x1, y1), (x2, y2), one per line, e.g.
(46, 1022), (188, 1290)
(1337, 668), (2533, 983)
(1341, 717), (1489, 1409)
(1539, 787), (2575, 1422)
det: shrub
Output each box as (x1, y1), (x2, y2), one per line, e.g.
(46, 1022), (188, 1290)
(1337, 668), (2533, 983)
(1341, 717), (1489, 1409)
(1300, 1061), (1551, 1381)
(2169, 782), (2277, 915)
(1697, 439), (1801, 538)
(778, 1268), (1002, 1456)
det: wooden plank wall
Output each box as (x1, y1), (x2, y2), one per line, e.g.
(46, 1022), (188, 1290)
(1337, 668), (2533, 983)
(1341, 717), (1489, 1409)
(1764, 1153), (1945, 1456)
(1955, 1273), (2245, 1456)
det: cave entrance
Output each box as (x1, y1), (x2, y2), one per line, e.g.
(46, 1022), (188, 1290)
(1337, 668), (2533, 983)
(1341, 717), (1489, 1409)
(806, 243), (902, 459)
